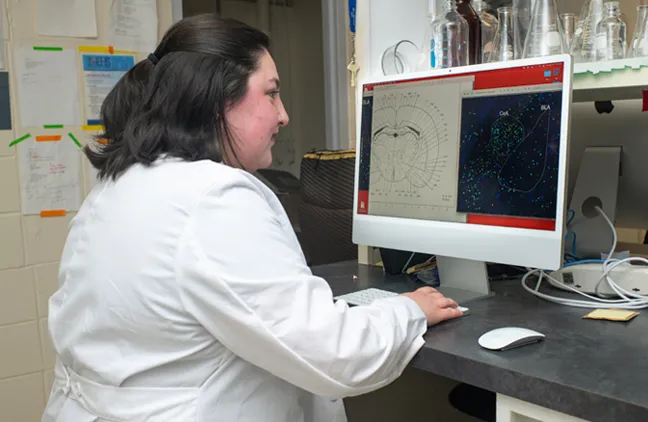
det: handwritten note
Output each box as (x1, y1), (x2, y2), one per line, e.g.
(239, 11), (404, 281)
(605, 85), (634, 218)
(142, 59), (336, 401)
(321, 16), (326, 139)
(18, 136), (82, 215)
(36, 0), (98, 38)
(109, 0), (158, 53)
(82, 54), (135, 125)
(13, 46), (81, 127)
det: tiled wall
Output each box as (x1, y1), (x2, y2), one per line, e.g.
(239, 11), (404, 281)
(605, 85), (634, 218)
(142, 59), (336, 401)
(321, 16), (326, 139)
(0, 1), (173, 420)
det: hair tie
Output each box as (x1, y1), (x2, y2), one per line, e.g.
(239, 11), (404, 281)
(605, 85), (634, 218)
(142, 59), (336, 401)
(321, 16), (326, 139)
(148, 53), (159, 65)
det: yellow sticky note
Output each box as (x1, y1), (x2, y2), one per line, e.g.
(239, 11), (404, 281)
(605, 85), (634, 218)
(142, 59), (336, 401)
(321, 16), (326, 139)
(583, 309), (639, 322)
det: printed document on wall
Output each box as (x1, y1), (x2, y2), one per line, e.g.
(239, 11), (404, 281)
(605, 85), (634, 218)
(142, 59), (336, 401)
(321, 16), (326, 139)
(82, 54), (135, 125)
(18, 136), (82, 215)
(36, 0), (98, 37)
(14, 46), (81, 127)
(109, 0), (158, 53)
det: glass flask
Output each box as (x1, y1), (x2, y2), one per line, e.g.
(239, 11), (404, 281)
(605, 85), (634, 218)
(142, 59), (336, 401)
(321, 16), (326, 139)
(435, 0), (469, 68)
(473, 0), (499, 63)
(512, 0), (535, 59)
(629, 5), (648, 58)
(596, 1), (627, 61)
(560, 13), (577, 51)
(522, 0), (567, 58)
(570, 0), (606, 63)
(456, 0), (482, 64)
(489, 7), (520, 62)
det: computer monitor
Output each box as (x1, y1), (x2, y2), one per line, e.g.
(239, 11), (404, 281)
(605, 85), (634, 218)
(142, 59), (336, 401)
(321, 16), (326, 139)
(353, 55), (573, 303)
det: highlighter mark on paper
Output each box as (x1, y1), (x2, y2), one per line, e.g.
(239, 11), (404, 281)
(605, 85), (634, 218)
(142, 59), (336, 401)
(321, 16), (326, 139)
(35, 135), (62, 142)
(40, 209), (66, 217)
(82, 125), (103, 131)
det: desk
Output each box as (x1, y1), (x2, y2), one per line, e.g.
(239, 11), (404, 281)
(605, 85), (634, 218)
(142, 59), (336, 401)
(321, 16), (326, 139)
(312, 261), (648, 422)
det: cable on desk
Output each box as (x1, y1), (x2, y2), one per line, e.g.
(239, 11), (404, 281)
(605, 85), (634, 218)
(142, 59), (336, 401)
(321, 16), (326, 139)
(522, 206), (648, 309)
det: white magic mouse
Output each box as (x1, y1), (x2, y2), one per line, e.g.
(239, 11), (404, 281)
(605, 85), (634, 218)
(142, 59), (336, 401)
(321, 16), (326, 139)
(478, 327), (545, 351)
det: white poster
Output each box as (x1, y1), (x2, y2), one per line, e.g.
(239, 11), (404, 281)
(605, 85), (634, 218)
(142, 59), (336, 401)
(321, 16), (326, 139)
(18, 135), (82, 215)
(36, 0), (98, 38)
(109, 0), (158, 53)
(13, 46), (81, 127)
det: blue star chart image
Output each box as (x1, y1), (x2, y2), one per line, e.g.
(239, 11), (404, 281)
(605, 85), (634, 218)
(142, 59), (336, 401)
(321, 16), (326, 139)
(457, 91), (562, 219)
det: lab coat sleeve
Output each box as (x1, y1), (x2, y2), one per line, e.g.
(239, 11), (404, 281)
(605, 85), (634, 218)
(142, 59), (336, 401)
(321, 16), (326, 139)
(177, 176), (428, 400)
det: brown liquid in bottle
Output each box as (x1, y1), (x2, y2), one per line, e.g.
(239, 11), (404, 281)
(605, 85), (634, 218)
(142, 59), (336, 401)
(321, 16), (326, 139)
(456, 0), (482, 64)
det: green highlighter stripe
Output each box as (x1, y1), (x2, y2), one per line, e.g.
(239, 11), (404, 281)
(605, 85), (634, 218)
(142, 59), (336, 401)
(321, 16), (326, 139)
(68, 133), (82, 148)
(9, 133), (31, 147)
(33, 46), (63, 51)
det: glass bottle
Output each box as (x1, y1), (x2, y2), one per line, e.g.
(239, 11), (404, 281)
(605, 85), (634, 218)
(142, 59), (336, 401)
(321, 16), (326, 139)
(570, 0), (606, 63)
(596, 1), (627, 61)
(425, 0), (450, 69)
(489, 7), (520, 63)
(522, 0), (567, 58)
(629, 5), (648, 58)
(456, 0), (482, 65)
(436, 0), (469, 68)
(473, 0), (498, 63)
(512, 0), (534, 59)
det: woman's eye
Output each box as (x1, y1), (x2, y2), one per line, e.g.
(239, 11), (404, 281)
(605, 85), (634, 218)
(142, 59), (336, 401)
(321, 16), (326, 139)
(269, 90), (280, 99)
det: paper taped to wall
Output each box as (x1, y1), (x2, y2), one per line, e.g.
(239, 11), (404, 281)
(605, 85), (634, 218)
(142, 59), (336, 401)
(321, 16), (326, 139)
(13, 46), (82, 127)
(36, 0), (98, 38)
(81, 53), (135, 125)
(18, 135), (82, 215)
(109, 0), (158, 53)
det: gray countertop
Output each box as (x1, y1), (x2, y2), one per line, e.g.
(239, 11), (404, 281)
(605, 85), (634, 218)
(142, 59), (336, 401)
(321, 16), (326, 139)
(312, 260), (648, 422)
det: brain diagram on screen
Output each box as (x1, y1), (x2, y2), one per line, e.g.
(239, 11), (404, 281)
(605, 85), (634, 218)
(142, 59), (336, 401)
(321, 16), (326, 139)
(367, 80), (469, 222)
(369, 92), (448, 196)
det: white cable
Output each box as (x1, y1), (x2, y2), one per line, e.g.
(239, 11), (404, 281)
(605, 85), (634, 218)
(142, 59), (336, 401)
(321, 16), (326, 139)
(521, 205), (648, 309)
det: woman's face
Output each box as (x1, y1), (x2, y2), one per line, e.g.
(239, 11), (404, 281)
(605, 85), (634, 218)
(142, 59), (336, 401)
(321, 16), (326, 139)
(225, 50), (289, 172)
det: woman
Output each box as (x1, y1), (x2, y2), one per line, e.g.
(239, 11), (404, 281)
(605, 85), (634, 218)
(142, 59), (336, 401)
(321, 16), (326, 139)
(43, 14), (463, 422)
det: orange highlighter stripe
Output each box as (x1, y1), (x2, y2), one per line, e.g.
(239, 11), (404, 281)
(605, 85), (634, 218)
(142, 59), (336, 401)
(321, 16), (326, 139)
(35, 135), (62, 142)
(40, 210), (66, 217)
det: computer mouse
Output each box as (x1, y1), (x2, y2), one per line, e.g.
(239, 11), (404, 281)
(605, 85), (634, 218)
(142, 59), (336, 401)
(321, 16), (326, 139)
(478, 327), (545, 351)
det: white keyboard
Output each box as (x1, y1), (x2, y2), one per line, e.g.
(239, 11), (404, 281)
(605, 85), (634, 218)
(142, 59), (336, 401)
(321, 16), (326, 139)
(335, 288), (469, 314)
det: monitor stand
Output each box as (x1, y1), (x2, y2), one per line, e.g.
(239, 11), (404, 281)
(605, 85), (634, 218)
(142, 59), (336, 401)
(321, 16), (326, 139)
(435, 256), (493, 304)
(568, 146), (621, 259)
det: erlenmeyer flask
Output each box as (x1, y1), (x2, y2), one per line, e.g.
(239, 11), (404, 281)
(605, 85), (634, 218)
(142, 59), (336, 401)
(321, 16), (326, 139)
(513, 0), (535, 59)
(522, 0), (567, 58)
(489, 7), (520, 62)
(570, 0), (606, 63)
(473, 0), (499, 63)
(629, 5), (648, 58)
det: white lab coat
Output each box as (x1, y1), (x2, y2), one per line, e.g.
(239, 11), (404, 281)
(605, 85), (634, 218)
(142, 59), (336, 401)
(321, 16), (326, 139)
(42, 158), (428, 422)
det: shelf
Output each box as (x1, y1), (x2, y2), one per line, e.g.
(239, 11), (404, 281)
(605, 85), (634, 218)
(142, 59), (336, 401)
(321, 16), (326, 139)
(572, 58), (648, 103)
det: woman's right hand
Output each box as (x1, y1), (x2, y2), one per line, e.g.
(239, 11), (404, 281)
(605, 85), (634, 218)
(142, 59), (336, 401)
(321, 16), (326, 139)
(401, 286), (463, 326)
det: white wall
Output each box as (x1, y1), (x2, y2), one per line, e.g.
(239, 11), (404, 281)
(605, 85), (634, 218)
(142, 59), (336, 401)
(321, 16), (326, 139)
(0, 2), (174, 420)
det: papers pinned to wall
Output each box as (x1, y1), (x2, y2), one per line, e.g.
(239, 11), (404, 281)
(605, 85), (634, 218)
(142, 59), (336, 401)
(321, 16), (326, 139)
(81, 52), (135, 126)
(13, 46), (81, 128)
(36, 0), (98, 38)
(109, 0), (158, 53)
(18, 134), (82, 215)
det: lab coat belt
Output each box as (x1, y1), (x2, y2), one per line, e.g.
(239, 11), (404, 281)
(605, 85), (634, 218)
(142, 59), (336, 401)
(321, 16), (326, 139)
(55, 364), (200, 421)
